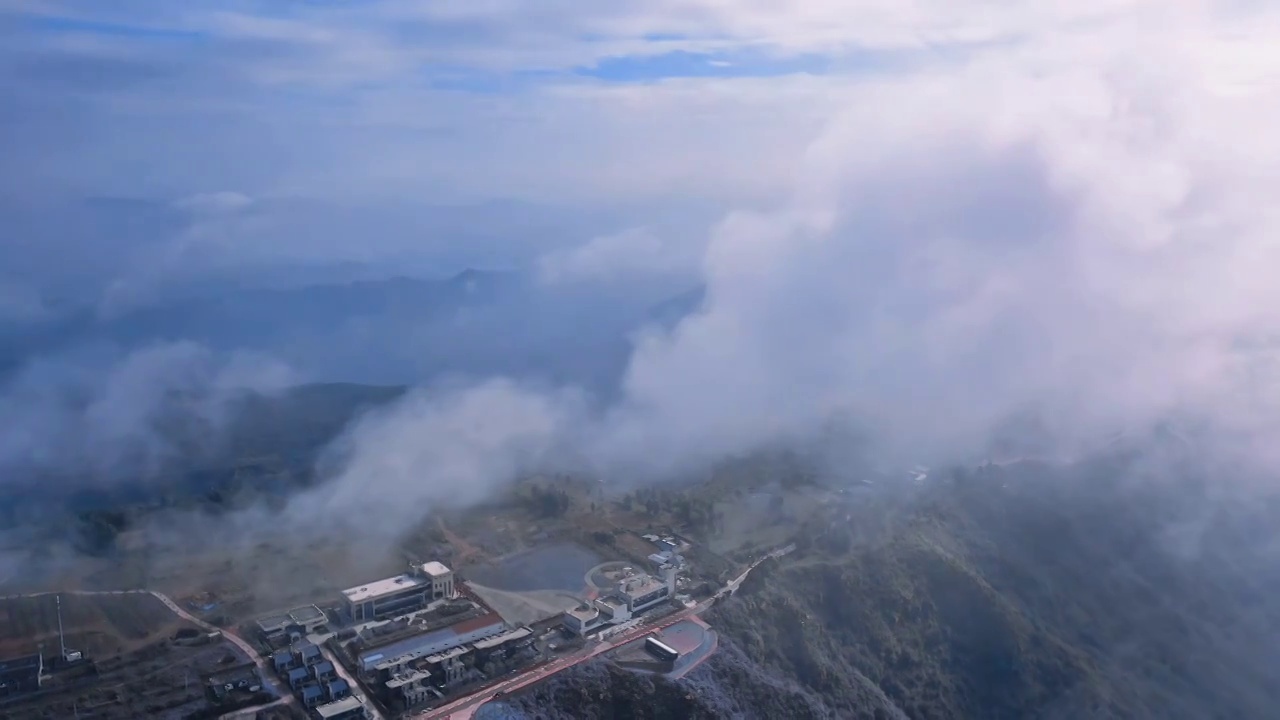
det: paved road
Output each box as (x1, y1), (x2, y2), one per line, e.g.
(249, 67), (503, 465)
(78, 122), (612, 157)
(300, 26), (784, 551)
(718, 543), (795, 598)
(320, 643), (387, 720)
(0, 588), (299, 719)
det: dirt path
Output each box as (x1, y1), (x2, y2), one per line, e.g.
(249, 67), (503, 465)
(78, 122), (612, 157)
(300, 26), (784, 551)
(717, 543), (795, 598)
(438, 517), (484, 564)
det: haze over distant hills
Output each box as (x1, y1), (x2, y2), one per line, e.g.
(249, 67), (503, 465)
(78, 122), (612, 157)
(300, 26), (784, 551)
(0, 268), (706, 391)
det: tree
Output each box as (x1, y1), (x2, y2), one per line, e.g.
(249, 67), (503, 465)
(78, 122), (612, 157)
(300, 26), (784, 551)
(530, 486), (571, 518)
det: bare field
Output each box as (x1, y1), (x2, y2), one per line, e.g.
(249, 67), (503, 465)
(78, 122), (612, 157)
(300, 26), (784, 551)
(0, 593), (186, 658)
(0, 638), (256, 720)
(0, 594), (263, 720)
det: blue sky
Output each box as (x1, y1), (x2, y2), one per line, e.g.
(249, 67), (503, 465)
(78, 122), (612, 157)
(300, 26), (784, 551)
(11, 3), (847, 85)
(23, 14), (205, 40)
(579, 49), (832, 82)
(0, 1), (857, 194)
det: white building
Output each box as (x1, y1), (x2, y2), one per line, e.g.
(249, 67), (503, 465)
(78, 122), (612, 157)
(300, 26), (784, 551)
(562, 564), (677, 636)
(562, 604), (602, 635)
(342, 562), (456, 622)
(421, 561), (455, 600)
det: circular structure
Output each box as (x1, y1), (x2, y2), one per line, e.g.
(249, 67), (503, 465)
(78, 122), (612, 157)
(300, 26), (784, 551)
(585, 561), (632, 592)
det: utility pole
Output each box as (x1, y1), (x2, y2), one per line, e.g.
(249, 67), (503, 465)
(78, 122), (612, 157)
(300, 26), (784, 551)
(56, 595), (67, 660)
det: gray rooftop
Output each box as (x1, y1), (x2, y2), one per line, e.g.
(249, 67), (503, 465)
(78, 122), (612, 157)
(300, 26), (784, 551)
(0, 654), (41, 675)
(473, 627), (532, 650)
(342, 573), (427, 604)
(315, 696), (364, 718)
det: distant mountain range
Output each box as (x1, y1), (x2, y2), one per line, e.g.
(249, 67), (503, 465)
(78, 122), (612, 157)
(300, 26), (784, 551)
(0, 268), (709, 554)
(0, 270), (707, 391)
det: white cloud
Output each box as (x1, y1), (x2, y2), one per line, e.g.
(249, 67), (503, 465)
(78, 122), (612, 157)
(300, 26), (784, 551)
(589, 10), (1280, 472)
(537, 227), (701, 284)
(383, 0), (1165, 59)
(10, 0), (1280, 530)
(305, 1), (1280, 506)
(286, 379), (586, 537)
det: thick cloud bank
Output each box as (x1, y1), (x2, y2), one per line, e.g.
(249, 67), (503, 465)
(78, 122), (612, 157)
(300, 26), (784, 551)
(603, 59), (1280, 471)
(312, 9), (1280, 535)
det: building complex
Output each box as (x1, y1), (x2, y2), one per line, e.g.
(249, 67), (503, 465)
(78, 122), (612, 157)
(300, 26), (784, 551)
(261, 550), (692, 716)
(320, 560), (540, 712)
(342, 562), (456, 622)
(356, 611), (506, 676)
(267, 641), (364, 718)
(562, 563), (678, 635)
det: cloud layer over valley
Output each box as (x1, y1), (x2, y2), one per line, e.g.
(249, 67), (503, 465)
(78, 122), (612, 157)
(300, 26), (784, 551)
(0, 342), (294, 486)
(3, 0), (1280, 543)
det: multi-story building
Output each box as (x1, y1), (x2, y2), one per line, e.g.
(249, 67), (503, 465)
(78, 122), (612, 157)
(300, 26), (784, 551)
(562, 564), (677, 636)
(421, 561), (455, 599)
(341, 562), (456, 622)
(619, 571), (673, 614)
